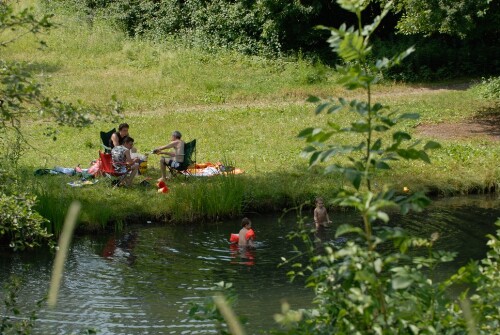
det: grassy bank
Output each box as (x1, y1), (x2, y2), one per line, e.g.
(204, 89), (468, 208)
(2, 2), (499, 232)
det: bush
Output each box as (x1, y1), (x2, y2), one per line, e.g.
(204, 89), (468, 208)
(471, 76), (500, 100)
(0, 193), (52, 251)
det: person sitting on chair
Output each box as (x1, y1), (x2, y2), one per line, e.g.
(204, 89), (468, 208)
(110, 123), (129, 149)
(110, 123), (137, 153)
(111, 136), (140, 187)
(152, 130), (185, 182)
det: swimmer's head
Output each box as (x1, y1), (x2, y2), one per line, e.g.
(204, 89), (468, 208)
(241, 217), (252, 228)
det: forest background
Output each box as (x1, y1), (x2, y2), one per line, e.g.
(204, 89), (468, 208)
(62, 0), (499, 81)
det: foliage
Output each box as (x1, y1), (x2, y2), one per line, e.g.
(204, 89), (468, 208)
(188, 281), (247, 335)
(0, 3), (53, 48)
(0, 2), (122, 140)
(47, 0), (321, 56)
(0, 2), (121, 251)
(43, 0), (500, 81)
(299, 1), (440, 193)
(184, 1), (499, 330)
(272, 0), (497, 334)
(2, 1), (499, 229)
(0, 168), (54, 251)
(386, 0), (495, 38)
(444, 221), (500, 333)
(372, 35), (500, 82)
(471, 76), (500, 100)
(0, 277), (44, 334)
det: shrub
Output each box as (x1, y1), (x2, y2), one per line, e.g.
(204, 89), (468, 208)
(471, 76), (500, 100)
(0, 193), (53, 250)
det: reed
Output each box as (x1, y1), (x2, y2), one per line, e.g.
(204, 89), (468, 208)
(167, 173), (246, 223)
(32, 176), (74, 234)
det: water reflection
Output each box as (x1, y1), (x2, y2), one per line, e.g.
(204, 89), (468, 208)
(0, 195), (498, 334)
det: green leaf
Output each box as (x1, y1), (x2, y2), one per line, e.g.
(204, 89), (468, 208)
(309, 151), (323, 165)
(335, 224), (364, 237)
(327, 105), (343, 114)
(397, 148), (421, 160)
(375, 57), (390, 70)
(371, 139), (382, 151)
(351, 121), (370, 133)
(399, 113), (420, 120)
(372, 102), (384, 112)
(374, 125), (389, 132)
(315, 102), (331, 115)
(337, 0), (369, 13)
(352, 174), (362, 190)
(392, 276), (413, 290)
(380, 117), (396, 127)
(424, 140), (441, 150)
(297, 127), (314, 138)
(306, 95), (320, 103)
(375, 161), (391, 170)
(377, 211), (389, 222)
(393, 131), (412, 142)
(393, 46), (416, 65)
(339, 33), (365, 62)
(419, 150), (431, 163)
(301, 145), (317, 153)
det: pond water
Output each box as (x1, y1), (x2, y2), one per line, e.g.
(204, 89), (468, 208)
(0, 195), (499, 334)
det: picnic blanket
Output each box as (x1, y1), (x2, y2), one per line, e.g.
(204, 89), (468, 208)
(184, 162), (244, 177)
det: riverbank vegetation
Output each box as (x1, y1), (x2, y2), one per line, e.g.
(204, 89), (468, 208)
(1, 1), (499, 334)
(0, 1), (499, 237)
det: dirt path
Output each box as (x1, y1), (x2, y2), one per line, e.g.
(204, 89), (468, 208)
(412, 83), (499, 140)
(417, 114), (500, 141)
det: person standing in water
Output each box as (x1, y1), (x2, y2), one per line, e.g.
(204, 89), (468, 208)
(238, 217), (255, 248)
(314, 197), (332, 231)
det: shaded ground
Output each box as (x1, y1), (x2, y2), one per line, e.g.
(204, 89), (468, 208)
(417, 105), (500, 141)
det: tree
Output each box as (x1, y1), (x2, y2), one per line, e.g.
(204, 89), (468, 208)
(0, 2), (121, 250)
(0, 3), (122, 142)
(383, 0), (496, 38)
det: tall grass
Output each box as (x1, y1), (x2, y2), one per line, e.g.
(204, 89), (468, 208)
(168, 174), (246, 223)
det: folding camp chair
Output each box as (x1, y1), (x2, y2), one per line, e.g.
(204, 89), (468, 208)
(168, 139), (197, 178)
(98, 151), (127, 185)
(100, 128), (116, 154)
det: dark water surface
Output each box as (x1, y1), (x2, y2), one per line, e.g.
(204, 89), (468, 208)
(0, 195), (499, 334)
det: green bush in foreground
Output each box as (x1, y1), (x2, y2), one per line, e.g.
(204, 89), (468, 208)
(276, 1), (499, 333)
(0, 168), (53, 251)
(193, 1), (500, 333)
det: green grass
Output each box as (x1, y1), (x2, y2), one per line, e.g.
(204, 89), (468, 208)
(2, 2), (500, 230)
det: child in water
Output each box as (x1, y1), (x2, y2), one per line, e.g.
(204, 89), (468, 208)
(314, 197), (332, 231)
(238, 217), (255, 248)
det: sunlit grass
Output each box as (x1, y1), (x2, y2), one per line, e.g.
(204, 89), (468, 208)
(2, 1), (499, 229)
